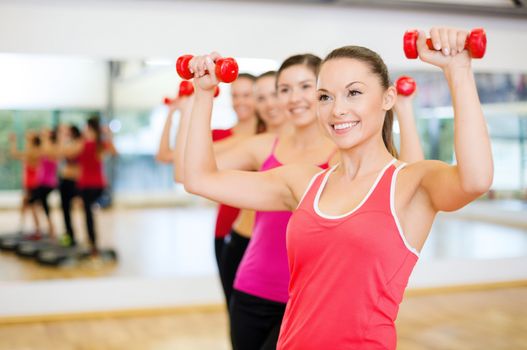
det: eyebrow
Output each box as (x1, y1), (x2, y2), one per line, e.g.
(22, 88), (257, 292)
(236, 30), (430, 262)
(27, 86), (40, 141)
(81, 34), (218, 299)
(277, 79), (315, 87)
(345, 81), (364, 88)
(318, 81), (365, 92)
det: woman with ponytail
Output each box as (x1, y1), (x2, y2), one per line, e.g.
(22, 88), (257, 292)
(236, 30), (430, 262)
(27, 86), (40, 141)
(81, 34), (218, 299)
(60, 116), (117, 255)
(183, 26), (491, 349)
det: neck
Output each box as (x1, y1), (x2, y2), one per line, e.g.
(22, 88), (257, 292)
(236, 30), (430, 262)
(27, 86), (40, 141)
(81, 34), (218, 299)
(290, 121), (327, 149)
(266, 123), (284, 134)
(337, 137), (394, 180)
(232, 115), (257, 136)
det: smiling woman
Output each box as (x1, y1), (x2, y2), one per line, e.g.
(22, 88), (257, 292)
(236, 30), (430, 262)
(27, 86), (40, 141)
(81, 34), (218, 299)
(182, 26), (492, 350)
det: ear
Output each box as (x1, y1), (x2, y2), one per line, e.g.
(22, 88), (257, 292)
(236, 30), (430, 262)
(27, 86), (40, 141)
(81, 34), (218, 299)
(383, 86), (397, 111)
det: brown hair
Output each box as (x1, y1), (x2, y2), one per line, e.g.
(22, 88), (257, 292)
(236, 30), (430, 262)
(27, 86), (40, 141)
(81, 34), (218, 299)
(256, 70), (277, 81)
(236, 73), (256, 82)
(87, 114), (103, 153)
(322, 46), (398, 157)
(277, 54), (321, 85)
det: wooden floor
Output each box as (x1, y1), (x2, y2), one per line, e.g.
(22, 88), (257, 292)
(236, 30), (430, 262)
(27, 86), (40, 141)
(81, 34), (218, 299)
(0, 287), (526, 350)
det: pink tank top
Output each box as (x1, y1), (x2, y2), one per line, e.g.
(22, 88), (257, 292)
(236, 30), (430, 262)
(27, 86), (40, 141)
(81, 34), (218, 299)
(234, 138), (333, 303)
(37, 157), (58, 188)
(277, 160), (419, 350)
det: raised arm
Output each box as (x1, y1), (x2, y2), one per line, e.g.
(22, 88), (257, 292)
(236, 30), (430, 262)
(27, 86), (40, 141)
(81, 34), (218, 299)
(156, 99), (187, 164)
(8, 134), (24, 160)
(418, 27), (493, 212)
(183, 54), (301, 211)
(102, 126), (118, 157)
(394, 87), (425, 163)
(172, 90), (263, 183)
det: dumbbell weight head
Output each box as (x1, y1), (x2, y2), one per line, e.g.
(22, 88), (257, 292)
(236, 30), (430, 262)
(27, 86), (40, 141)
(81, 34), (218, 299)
(178, 81), (195, 97)
(176, 55), (194, 80)
(215, 58), (239, 83)
(395, 76), (416, 96)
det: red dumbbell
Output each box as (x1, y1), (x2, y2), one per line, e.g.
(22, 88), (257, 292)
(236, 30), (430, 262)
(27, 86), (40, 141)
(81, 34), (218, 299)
(163, 81), (195, 105)
(176, 54), (239, 83)
(403, 28), (486, 59)
(163, 83), (220, 105)
(395, 76), (416, 96)
(178, 80), (194, 97)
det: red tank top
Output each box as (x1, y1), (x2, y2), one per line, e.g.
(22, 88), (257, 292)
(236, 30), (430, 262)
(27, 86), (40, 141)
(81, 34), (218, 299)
(212, 128), (240, 238)
(23, 164), (38, 190)
(278, 159), (419, 350)
(77, 140), (106, 189)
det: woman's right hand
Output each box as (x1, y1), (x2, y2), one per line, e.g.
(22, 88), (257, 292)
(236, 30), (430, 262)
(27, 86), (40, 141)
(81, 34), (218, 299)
(188, 52), (221, 92)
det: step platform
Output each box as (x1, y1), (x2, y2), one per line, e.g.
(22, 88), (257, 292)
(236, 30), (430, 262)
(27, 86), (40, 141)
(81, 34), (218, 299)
(0, 232), (46, 252)
(16, 237), (57, 258)
(36, 245), (118, 267)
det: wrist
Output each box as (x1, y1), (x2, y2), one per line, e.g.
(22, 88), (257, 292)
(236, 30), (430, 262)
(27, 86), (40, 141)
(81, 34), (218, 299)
(443, 65), (472, 83)
(195, 88), (215, 98)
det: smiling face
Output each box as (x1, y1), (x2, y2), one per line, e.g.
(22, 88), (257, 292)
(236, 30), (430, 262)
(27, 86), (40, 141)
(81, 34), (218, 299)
(231, 77), (256, 122)
(277, 64), (318, 128)
(317, 57), (396, 151)
(254, 75), (285, 129)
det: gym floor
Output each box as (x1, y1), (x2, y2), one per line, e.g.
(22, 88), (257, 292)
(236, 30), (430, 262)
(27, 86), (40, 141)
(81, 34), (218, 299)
(0, 287), (526, 350)
(0, 202), (526, 349)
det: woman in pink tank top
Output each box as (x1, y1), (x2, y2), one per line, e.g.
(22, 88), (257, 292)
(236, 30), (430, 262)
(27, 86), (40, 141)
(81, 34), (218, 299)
(29, 128), (59, 237)
(184, 26), (493, 350)
(182, 52), (422, 350)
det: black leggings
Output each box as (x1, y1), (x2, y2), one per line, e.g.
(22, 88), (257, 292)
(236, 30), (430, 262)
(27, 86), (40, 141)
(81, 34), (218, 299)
(214, 237), (227, 302)
(230, 290), (286, 350)
(29, 186), (54, 217)
(221, 230), (250, 307)
(59, 178), (78, 243)
(80, 188), (103, 249)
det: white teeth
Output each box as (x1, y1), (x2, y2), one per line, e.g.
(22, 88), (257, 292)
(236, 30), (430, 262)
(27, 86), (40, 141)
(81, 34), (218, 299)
(333, 121), (359, 130)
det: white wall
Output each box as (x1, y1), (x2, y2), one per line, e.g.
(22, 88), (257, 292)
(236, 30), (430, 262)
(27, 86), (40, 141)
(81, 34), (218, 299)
(0, 0), (526, 73)
(0, 54), (108, 109)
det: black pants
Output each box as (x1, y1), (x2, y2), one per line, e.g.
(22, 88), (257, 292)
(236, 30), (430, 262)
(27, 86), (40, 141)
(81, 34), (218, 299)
(221, 230), (250, 307)
(215, 237), (227, 302)
(230, 290), (287, 350)
(59, 178), (78, 243)
(80, 188), (103, 249)
(29, 186), (54, 218)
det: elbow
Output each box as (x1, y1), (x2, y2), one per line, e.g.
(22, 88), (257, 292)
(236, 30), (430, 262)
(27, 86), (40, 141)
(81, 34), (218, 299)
(155, 153), (171, 164)
(183, 176), (200, 195)
(461, 175), (493, 197)
(173, 170), (184, 184)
